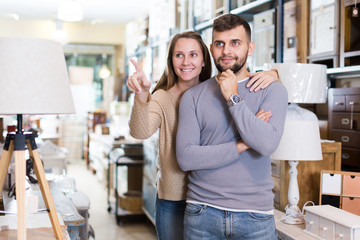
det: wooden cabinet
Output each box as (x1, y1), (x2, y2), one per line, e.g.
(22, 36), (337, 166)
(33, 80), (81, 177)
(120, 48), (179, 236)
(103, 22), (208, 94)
(328, 88), (360, 171)
(272, 142), (341, 211)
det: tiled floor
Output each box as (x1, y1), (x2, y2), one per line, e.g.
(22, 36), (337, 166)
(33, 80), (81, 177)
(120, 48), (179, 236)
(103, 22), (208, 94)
(67, 161), (157, 240)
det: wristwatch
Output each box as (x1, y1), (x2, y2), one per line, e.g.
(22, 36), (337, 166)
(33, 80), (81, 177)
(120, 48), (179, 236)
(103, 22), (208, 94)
(227, 94), (242, 107)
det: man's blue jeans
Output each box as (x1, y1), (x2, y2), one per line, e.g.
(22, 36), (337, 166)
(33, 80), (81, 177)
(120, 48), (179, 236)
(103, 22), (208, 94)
(156, 195), (186, 240)
(184, 203), (277, 240)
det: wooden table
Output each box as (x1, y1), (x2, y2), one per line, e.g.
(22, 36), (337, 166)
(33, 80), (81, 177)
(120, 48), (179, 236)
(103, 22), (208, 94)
(0, 213), (70, 240)
(1, 190), (74, 240)
(274, 209), (318, 240)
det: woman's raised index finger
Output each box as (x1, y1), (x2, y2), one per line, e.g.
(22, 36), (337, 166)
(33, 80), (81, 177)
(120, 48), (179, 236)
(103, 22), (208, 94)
(129, 58), (141, 72)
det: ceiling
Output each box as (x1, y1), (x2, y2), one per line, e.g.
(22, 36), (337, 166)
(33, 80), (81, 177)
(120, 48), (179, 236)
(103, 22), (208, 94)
(0, 0), (151, 25)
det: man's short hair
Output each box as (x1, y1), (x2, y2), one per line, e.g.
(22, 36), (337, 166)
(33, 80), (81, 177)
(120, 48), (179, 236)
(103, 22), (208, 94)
(212, 14), (251, 41)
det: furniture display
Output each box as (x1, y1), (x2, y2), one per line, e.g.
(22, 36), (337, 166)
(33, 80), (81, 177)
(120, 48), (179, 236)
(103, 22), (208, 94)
(304, 205), (360, 240)
(328, 87), (360, 171)
(320, 170), (360, 216)
(84, 112), (107, 168)
(308, 0), (339, 68)
(253, 8), (276, 68)
(128, 0), (288, 82)
(58, 117), (86, 164)
(340, 0), (360, 68)
(271, 141), (342, 211)
(283, 0), (297, 63)
(89, 133), (114, 182)
(89, 132), (144, 224)
(108, 142), (144, 224)
(142, 131), (159, 225)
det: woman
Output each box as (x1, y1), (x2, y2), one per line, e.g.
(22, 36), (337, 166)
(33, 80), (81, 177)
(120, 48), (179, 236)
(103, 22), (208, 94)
(127, 31), (277, 240)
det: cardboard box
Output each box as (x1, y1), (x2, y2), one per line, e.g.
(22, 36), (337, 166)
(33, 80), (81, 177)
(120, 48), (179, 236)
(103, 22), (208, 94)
(118, 190), (143, 212)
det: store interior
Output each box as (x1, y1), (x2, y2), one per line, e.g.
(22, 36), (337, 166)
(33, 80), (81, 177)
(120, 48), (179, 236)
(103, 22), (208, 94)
(1, 0), (360, 239)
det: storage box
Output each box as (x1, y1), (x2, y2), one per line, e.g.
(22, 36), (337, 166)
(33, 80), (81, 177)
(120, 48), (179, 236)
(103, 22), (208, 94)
(119, 190), (143, 212)
(304, 205), (360, 240)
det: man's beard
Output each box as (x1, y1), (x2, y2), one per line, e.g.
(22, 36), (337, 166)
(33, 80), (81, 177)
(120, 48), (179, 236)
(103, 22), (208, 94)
(215, 52), (248, 73)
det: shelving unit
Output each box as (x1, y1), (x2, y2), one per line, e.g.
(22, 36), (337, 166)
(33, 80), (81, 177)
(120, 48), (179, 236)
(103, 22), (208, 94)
(340, 0), (360, 68)
(320, 170), (360, 216)
(125, 0), (289, 85)
(308, 0), (339, 68)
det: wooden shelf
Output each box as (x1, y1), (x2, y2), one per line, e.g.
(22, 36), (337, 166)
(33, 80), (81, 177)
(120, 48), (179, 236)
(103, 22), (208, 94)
(327, 65), (360, 79)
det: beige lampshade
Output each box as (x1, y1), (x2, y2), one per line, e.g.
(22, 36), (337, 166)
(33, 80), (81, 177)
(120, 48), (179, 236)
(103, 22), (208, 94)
(0, 37), (75, 115)
(271, 63), (327, 104)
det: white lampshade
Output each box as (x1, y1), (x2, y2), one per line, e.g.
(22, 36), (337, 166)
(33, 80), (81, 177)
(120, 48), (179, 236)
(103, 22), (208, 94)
(271, 63), (327, 104)
(271, 104), (322, 161)
(270, 63), (327, 224)
(0, 37), (75, 115)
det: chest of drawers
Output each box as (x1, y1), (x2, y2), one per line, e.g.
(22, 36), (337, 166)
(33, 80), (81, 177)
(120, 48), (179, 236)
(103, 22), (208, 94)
(328, 88), (360, 171)
(304, 205), (360, 240)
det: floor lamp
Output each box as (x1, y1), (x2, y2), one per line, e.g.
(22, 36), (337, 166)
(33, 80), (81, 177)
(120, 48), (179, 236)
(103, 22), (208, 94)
(271, 63), (327, 225)
(0, 37), (75, 239)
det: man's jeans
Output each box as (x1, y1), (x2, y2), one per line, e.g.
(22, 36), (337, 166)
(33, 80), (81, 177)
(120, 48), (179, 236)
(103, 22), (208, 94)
(156, 195), (186, 240)
(184, 203), (277, 240)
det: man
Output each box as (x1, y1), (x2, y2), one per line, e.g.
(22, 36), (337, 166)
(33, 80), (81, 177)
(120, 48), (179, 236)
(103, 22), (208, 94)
(176, 14), (288, 239)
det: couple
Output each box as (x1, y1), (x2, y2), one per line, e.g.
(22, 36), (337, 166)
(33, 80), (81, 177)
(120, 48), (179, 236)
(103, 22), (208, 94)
(128, 14), (287, 240)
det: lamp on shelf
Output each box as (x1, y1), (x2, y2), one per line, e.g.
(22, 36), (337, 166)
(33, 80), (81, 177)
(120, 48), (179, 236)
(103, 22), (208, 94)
(271, 63), (327, 225)
(0, 37), (75, 239)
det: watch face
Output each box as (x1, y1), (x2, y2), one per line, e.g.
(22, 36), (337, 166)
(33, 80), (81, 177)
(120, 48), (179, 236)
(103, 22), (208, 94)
(232, 94), (241, 103)
(228, 94), (241, 107)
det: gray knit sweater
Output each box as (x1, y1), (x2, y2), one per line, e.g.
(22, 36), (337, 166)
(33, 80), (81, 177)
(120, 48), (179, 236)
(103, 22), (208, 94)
(176, 76), (288, 211)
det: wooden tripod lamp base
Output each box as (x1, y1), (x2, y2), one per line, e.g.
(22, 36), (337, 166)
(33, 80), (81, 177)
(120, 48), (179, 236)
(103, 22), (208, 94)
(0, 132), (64, 240)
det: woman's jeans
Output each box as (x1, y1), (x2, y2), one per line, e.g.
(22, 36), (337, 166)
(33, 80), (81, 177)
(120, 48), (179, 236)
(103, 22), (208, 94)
(156, 195), (186, 240)
(184, 203), (277, 240)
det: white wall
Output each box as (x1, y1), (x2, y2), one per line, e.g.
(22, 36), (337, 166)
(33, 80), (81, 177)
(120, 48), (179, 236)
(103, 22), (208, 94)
(0, 19), (126, 45)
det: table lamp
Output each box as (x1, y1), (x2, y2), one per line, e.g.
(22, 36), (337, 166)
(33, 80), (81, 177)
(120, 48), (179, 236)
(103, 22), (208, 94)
(0, 37), (75, 239)
(271, 63), (327, 225)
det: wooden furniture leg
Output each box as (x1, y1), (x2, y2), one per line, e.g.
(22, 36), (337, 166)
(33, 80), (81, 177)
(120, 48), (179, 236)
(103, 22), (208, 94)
(27, 141), (63, 240)
(14, 150), (26, 240)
